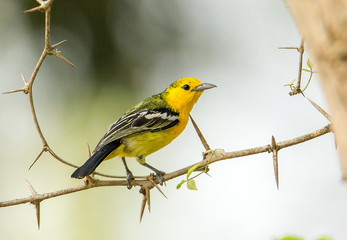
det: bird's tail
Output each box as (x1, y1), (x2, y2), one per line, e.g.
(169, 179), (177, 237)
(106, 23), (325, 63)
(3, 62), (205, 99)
(71, 141), (121, 179)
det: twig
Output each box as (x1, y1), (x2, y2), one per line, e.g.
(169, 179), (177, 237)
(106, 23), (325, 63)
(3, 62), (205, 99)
(295, 39), (305, 93)
(190, 114), (211, 151)
(280, 39), (305, 95)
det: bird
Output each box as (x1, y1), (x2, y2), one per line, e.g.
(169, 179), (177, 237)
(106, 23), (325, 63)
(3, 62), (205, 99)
(71, 77), (216, 188)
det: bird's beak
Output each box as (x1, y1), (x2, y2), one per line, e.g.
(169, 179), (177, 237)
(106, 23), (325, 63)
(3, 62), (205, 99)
(193, 82), (217, 91)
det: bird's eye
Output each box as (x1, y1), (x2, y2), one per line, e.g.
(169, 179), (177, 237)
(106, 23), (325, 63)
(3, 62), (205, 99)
(182, 84), (190, 90)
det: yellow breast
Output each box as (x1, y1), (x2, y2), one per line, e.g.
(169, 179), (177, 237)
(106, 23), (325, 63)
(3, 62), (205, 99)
(105, 115), (189, 160)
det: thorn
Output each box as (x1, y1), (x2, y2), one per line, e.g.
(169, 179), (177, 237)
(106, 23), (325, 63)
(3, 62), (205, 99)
(2, 88), (26, 94)
(50, 50), (77, 68)
(146, 188), (151, 213)
(26, 179), (38, 195)
(24, 0), (54, 13)
(28, 147), (46, 170)
(189, 114), (211, 151)
(148, 177), (168, 199)
(3, 74), (30, 94)
(52, 39), (67, 48)
(278, 46), (300, 50)
(139, 188), (147, 222)
(25, 180), (41, 229)
(20, 73), (28, 85)
(279, 41), (304, 53)
(271, 136), (280, 190)
(326, 124), (337, 149)
(306, 97), (332, 122)
(34, 202), (41, 229)
(24, 5), (44, 13)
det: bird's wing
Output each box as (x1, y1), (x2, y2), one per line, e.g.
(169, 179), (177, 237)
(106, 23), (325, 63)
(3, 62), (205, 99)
(94, 108), (179, 152)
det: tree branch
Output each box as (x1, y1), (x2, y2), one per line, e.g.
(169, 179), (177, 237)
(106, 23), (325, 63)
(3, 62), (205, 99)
(0, 124), (332, 208)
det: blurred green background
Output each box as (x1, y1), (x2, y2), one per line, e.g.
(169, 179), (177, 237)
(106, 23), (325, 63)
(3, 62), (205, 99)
(0, 0), (345, 239)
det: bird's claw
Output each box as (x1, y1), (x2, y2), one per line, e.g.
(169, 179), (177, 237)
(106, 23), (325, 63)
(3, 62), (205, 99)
(154, 170), (165, 185)
(126, 171), (134, 189)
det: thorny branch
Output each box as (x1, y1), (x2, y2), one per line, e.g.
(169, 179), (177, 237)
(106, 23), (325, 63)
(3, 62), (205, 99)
(1, 0), (335, 225)
(3, 0), (73, 169)
(0, 124), (333, 209)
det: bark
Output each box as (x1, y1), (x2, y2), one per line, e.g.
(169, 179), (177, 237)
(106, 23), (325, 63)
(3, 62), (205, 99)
(287, 0), (347, 178)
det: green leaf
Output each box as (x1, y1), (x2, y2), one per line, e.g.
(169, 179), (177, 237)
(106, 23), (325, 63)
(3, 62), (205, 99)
(316, 237), (334, 240)
(176, 180), (187, 189)
(187, 162), (201, 178)
(187, 179), (198, 190)
(302, 68), (312, 72)
(276, 237), (304, 240)
(307, 58), (314, 69)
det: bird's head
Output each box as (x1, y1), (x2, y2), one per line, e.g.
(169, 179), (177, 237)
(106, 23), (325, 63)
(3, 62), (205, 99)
(163, 77), (216, 113)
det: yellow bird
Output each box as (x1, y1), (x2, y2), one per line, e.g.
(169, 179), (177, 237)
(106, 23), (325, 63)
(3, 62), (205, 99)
(71, 77), (216, 188)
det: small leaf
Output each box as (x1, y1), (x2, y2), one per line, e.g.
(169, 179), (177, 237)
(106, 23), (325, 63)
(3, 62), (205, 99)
(307, 58), (314, 69)
(176, 180), (187, 189)
(316, 237), (334, 240)
(302, 68), (312, 72)
(187, 162), (201, 178)
(187, 179), (198, 190)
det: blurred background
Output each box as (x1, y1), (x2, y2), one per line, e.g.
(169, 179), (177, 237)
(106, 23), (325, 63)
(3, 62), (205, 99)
(0, 0), (345, 239)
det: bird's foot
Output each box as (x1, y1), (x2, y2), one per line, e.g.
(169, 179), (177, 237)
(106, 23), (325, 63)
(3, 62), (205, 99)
(125, 170), (134, 189)
(121, 157), (134, 189)
(141, 162), (165, 185)
(153, 170), (165, 186)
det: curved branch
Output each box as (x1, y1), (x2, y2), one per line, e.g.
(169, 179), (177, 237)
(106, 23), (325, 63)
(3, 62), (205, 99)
(4, 0), (79, 173)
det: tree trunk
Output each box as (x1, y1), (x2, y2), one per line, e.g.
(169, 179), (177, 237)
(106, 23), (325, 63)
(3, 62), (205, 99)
(286, 0), (347, 178)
